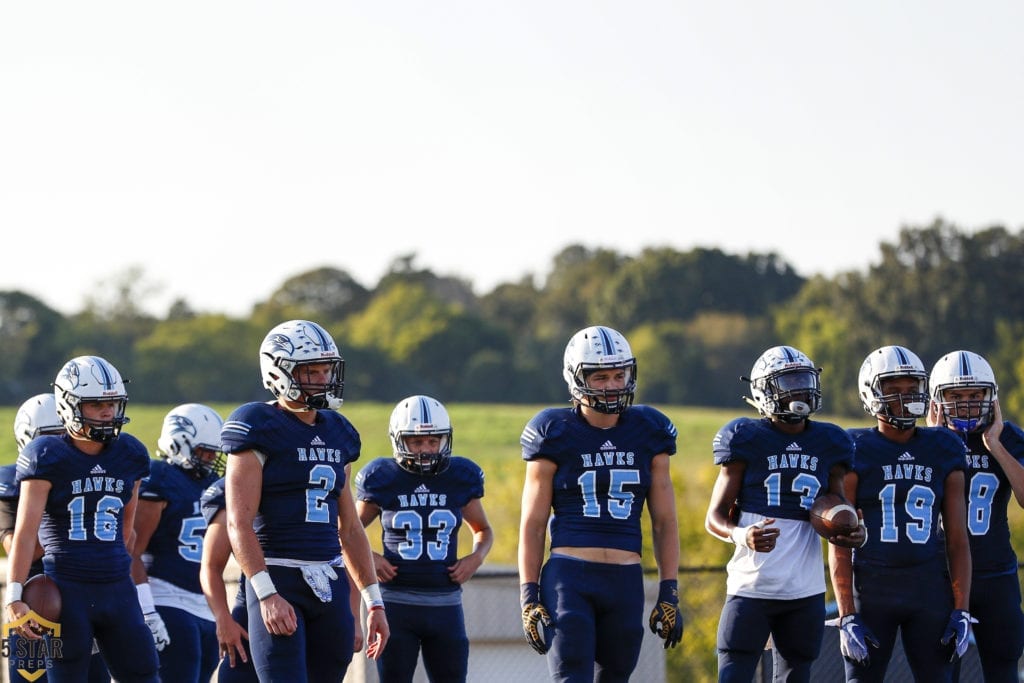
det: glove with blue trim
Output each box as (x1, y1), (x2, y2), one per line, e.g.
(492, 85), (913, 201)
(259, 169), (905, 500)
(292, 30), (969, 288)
(826, 613), (879, 667)
(941, 609), (977, 661)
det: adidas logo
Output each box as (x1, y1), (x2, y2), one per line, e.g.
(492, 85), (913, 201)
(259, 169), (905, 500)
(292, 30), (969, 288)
(786, 442), (801, 451)
(898, 452), (914, 461)
(90, 464), (106, 474)
(600, 440), (616, 451)
(310, 436), (326, 446)
(414, 484), (430, 494)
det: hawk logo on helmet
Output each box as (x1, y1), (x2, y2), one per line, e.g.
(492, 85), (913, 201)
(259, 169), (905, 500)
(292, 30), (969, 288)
(264, 333), (295, 355)
(166, 415), (199, 441)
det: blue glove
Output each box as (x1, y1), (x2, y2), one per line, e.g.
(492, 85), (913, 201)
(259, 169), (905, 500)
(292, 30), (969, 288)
(648, 580), (683, 649)
(520, 582), (552, 655)
(828, 613), (879, 667)
(941, 609), (977, 661)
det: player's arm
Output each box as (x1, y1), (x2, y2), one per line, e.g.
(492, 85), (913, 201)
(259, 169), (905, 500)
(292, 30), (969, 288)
(122, 480), (142, 548)
(448, 497), (493, 585)
(828, 472), (859, 616)
(827, 464), (867, 548)
(941, 470), (972, 610)
(129, 498), (164, 584)
(226, 450), (297, 636)
(704, 461), (744, 542)
(354, 499), (396, 583)
(200, 508), (248, 667)
(518, 458), (556, 654)
(5, 479), (51, 637)
(0, 499), (43, 561)
(518, 458), (555, 585)
(981, 401), (1024, 507)
(648, 453), (679, 580)
(338, 464), (390, 659)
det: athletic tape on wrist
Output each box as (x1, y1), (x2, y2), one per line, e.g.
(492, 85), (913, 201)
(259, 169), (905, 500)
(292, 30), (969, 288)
(5, 581), (23, 606)
(136, 582), (156, 613)
(250, 570), (278, 600)
(360, 583), (384, 609)
(730, 525), (748, 545)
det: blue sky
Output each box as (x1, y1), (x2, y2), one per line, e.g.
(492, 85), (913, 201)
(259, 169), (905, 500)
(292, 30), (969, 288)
(2, 2), (1021, 316)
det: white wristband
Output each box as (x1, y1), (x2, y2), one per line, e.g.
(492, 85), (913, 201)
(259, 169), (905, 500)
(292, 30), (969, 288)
(249, 570), (278, 600)
(360, 583), (384, 610)
(5, 581), (23, 606)
(136, 582), (156, 613)
(730, 525), (749, 546)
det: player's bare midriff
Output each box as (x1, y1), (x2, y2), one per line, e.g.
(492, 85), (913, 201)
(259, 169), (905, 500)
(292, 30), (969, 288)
(551, 547), (641, 565)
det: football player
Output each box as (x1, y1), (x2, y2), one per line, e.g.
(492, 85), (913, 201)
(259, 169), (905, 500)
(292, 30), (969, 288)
(518, 325), (683, 682)
(355, 395), (493, 683)
(4, 356), (160, 682)
(222, 319), (389, 681)
(130, 403), (225, 682)
(199, 476), (258, 683)
(705, 345), (862, 683)
(828, 345), (972, 681)
(928, 350), (1023, 682)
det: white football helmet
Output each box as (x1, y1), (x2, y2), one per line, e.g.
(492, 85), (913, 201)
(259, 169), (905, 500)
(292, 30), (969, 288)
(858, 345), (928, 430)
(157, 403), (225, 477)
(13, 393), (65, 453)
(389, 395), (453, 475)
(746, 346), (821, 423)
(563, 326), (637, 414)
(930, 350), (998, 433)
(259, 320), (345, 410)
(53, 355), (130, 443)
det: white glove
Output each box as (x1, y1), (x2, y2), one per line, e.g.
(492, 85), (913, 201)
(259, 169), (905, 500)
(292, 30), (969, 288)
(136, 582), (170, 651)
(144, 611), (170, 651)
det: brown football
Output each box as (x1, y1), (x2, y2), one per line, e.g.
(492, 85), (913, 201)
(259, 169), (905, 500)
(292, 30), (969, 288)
(809, 493), (859, 538)
(23, 574), (62, 623)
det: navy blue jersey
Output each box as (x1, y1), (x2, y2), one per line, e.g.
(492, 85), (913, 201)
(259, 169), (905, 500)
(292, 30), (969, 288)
(220, 402), (360, 561)
(0, 463), (19, 533)
(200, 477), (227, 525)
(16, 433), (151, 582)
(355, 456), (484, 592)
(713, 417), (854, 520)
(139, 459), (219, 594)
(848, 426), (967, 569)
(962, 421), (1024, 577)
(520, 405), (676, 554)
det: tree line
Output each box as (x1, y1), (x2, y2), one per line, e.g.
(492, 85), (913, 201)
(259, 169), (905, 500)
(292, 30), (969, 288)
(3, 218), (1024, 420)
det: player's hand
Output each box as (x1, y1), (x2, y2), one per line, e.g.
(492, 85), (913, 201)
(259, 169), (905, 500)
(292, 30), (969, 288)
(215, 613), (249, 667)
(372, 552), (398, 583)
(826, 613), (879, 667)
(5, 601), (43, 640)
(982, 399), (1004, 450)
(258, 593), (297, 636)
(648, 579), (683, 649)
(364, 607), (390, 660)
(144, 611), (171, 651)
(447, 552), (484, 585)
(520, 582), (552, 655)
(941, 609), (977, 661)
(830, 513), (868, 549)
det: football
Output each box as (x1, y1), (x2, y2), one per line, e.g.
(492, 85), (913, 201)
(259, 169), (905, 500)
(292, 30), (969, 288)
(809, 493), (859, 538)
(23, 574), (62, 623)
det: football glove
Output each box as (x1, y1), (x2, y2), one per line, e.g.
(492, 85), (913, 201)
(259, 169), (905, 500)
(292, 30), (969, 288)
(648, 579), (683, 649)
(144, 611), (171, 652)
(826, 613), (879, 667)
(520, 582), (552, 655)
(941, 609), (977, 661)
